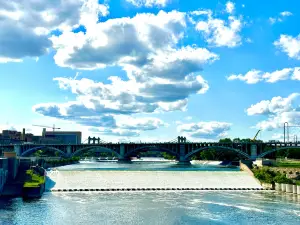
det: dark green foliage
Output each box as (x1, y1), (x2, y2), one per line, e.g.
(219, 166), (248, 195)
(252, 168), (277, 184)
(273, 174), (293, 184)
(47, 157), (80, 167)
(252, 168), (293, 184)
(161, 152), (176, 160)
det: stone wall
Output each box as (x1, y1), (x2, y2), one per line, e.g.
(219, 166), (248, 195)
(267, 167), (300, 180)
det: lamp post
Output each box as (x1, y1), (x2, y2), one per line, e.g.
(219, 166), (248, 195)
(284, 122), (289, 143)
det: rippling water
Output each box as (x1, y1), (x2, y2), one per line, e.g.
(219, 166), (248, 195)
(1, 160), (300, 224)
(1, 191), (300, 224)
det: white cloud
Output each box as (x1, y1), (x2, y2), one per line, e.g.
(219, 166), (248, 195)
(227, 70), (262, 84)
(226, 2), (235, 14)
(269, 11), (292, 24)
(195, 14), (243, 47)
(88, 116), (167, 137)
(177, 121), (232, 139)
(33, 10), (219, 136)
(33, 72), (209, 116)
(292, 68), (300, 80)
(247, 93), (300, 116)
(51, 10), (190, 70)
(280, 11), (293, 17)
(126, 0), (170, 7)
(247, 93), (300, 130)
(185, 116), (193, 121)
(116, 116), (168, 131)
(269, 17), (278, 24)
(0, 0), (108, 63)
(274, 34), (300, 59)
(227, 67), (300, 84)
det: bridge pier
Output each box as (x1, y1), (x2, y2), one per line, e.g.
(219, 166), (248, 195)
(66, 146), (72, 158)
(179, 144), (191, 165)
(14, 145), (21, 156)
(118, 144), (131, 163)
(250, 145), (257, 160)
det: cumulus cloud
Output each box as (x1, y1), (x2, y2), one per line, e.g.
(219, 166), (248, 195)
(33, 10), (219, 137)
(87, 116), (167, 137)
(0, 0), (108, 62)
(227, 67), (300, 84)
(269, 11), (293, 24)
(90, 128), (140, 137)
(33, 70), (210, 116)
(225, 2), (235, 14)
(247, 93), (300, 130)
(126, 0), (170, 7)
(274, 34), (300, 60)
(191, 2), (243, 48)
(51, 10), (193, 70)
(177, 121), (232, 140)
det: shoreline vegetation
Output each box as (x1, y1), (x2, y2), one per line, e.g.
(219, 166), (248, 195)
(23, 169), (45, 188)
(252, 167), (294, 184)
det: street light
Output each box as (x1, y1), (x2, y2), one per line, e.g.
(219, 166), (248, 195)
(284, 122), (289, 143)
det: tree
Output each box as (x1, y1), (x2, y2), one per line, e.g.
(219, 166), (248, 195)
(200, 149), (217, 160)
(219, 138), (232, 143)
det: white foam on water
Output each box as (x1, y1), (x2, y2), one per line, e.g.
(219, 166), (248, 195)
(195, 200), (266, 212)
(46, 170), (262, 191)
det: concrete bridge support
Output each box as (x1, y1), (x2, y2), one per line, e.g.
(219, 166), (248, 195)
(179, 144), (191, 165)
(14, 145), (21, 156)
(67, 146), (72, 158)
(250, 145), (257, 160)
(118, 144), (130, 163)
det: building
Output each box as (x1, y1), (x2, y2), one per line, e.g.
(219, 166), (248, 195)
(45, 131), (82, 144)
(0, 130), (23, 145)
(0, 129), (82, 145)
(1, 130), (22, 140)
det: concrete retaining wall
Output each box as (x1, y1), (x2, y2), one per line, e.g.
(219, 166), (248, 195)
(275, 183), (300, 195)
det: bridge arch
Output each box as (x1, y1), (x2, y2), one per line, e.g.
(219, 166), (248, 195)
(124, 146), (180, 158)
(21, 146), (67, 157)
(72, 146), (121, 158)
(184, 146), (251, 160)
(258, 146), (300, 158)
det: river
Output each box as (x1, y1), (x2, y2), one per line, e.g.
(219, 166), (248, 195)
(1, 160), (300, 224)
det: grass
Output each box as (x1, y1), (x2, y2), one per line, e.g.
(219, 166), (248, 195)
(23, 169), (45, 188)
(276, 162), (300, 168)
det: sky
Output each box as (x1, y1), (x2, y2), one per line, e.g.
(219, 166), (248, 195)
(1, 0), (300, 143)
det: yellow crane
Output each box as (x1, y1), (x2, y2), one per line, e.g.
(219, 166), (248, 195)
(32, 124), (61, 132)
(252, 130), (261, 141)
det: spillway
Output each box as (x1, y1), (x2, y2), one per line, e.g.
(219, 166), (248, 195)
(46, 170), (262, 191)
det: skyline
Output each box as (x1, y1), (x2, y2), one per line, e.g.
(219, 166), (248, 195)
(1, 0), (300, 142)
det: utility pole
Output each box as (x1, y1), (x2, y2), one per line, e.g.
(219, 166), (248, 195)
(284, 122), (289, 143)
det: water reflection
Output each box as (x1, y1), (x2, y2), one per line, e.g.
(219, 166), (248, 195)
(1, 191), (300, 225)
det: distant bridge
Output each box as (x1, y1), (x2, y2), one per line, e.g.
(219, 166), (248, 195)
(1, 137), (300, 163)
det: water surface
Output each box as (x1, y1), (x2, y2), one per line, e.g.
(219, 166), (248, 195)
(1, 191), (300, 225)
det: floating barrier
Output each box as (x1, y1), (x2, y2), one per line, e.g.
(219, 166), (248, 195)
(48, 187), (268, 192)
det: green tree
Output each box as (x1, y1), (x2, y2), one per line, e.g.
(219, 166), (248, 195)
(219, 138), (232, 143)
(199, 149), (217, 160)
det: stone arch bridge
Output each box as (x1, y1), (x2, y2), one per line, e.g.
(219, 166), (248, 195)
(1, 137), (300, 163)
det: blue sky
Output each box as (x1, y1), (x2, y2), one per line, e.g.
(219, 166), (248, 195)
(1, 0), (300, 142)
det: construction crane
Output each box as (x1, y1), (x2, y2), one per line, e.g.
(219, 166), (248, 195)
(32, 124), (61, 133)
(251, 130), (261, 141)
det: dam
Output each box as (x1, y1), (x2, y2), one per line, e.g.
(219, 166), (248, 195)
(2, 159), (300, 224)
(45, 160), (262, 191)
